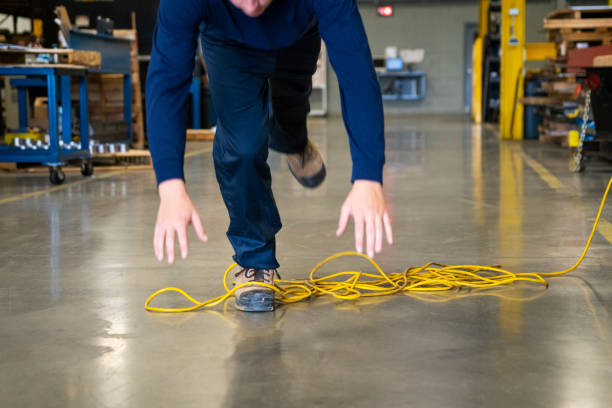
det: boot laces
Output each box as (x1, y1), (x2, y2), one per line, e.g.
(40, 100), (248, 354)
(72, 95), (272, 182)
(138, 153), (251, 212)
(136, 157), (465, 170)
(235, 268), (281, 282)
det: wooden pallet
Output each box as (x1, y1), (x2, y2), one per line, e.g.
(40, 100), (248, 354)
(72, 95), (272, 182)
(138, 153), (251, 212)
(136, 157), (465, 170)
(539, 130), (570, 147)
(186, 128), (215, 141)
(92, 149), (152, 168)
(544, 8), (612, 29)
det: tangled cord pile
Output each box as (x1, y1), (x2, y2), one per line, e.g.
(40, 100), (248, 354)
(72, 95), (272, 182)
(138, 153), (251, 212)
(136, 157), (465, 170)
(145, 178), (612, 313)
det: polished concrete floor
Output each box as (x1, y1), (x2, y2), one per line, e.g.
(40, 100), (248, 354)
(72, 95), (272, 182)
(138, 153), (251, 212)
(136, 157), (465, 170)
(1, 115), (611, 407)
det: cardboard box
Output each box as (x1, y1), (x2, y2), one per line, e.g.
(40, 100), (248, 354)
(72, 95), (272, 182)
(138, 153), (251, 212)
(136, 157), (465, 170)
(33, 97), (48, 120)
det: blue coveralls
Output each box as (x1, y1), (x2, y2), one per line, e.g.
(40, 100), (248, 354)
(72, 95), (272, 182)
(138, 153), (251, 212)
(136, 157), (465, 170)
(201, 22), (321, 269)
(146, 0), (385, 270)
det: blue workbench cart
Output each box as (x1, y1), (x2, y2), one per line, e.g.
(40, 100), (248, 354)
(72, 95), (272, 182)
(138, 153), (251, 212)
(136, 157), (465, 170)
(0, 65), (92, 184)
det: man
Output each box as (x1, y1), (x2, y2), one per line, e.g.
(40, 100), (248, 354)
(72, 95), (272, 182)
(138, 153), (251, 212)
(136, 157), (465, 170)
(147, 0), (393, 312)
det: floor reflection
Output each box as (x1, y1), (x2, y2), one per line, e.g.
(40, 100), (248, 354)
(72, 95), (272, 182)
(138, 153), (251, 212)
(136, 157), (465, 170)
(385, 128), (426, 170)
(222, 311), (291, 408)
(498, 141), (525, 338)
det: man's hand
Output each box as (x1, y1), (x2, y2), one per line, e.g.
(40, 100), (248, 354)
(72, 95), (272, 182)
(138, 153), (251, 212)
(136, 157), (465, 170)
(336, 180), (393, 258)
(154, 179), (208, 264)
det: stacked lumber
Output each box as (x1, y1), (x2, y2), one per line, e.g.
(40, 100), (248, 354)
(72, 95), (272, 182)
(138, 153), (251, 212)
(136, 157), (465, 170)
(523, 75), (580, 147)
(108, 14), (145, 149)
(520, 8), (612, 146)
(544, 8), (612, 56)
(72, 74), (130, 143)
(58, 8), (145, 149)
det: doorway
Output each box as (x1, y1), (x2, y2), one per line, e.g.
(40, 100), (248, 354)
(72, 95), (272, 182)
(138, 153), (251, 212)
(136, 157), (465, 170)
(464, 22), (479, 113)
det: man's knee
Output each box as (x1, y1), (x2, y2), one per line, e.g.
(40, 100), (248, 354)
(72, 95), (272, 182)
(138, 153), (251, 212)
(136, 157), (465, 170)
(214, 125), (269, 164)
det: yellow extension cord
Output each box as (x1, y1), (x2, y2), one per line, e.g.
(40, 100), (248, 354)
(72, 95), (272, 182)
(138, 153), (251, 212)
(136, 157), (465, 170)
(145, 177), (612, 313)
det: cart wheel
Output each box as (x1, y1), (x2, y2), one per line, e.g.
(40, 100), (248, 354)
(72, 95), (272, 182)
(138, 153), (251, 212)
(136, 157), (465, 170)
(49, 166), (66, 185)
(81, 159), (94, 177)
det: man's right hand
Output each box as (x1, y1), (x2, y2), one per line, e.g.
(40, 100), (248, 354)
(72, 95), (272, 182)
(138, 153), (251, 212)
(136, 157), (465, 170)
(154, 179), (208, 264)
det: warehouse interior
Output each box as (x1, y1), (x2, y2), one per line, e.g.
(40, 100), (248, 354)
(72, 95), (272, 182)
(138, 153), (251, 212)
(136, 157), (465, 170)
(1, 0), (612, 406)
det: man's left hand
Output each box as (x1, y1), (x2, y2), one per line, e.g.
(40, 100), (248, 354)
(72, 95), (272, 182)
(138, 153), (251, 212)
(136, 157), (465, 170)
(336, 180), (393, 258)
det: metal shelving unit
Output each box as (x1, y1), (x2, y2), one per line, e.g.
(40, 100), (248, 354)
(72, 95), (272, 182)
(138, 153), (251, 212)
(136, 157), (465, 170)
(309, 41), (327, 116)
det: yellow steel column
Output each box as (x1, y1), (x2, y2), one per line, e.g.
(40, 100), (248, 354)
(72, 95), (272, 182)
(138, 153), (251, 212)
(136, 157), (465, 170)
(472, 37), (483, 123)
(500, 0), (525, 140)
(479, 0), (490, 38)
(473, 0), (489, 124)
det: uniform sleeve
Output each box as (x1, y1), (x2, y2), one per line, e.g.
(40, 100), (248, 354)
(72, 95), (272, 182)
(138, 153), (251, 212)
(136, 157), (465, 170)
(311, 0), (385, 183)
(146, 0), (205, 185)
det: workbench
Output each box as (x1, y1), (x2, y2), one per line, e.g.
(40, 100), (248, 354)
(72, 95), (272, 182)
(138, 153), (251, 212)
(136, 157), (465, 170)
(0, 64), (92, 184)
(376, 70), (427, 101)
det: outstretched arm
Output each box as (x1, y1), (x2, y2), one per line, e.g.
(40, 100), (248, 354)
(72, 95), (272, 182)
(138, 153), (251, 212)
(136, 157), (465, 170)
(312, 0), (393, 257)
(147, 0), (207, 263)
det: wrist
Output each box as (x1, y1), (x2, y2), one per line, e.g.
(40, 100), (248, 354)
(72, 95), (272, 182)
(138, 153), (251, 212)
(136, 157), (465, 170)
(159, 178), (187, 199)
(353, 179), (382, 187)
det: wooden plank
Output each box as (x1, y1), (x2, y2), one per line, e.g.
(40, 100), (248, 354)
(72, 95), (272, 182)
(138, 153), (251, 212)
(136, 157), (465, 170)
(593, 54), (612, 66)
(186, 129), (215, 141)
(559, 31), (612, 42)
(55, 6), (72, 40)
(59, 50), (101, 68)
(0, 49), (101, 67)
(519, 96), (563, 106)
(540, 80), (578, 94)
(545, 7), (612, 21)
(0, 63), (86, 70)
(0, 163), (17, 171)
(544, 18), (612, 30)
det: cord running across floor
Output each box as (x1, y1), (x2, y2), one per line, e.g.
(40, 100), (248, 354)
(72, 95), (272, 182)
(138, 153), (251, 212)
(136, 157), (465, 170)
(145, 178), (612, 313)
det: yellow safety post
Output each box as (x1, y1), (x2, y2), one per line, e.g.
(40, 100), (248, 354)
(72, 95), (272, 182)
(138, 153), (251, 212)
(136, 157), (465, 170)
(500, 0), (526, 140)
(33, 19), (43, 38)
(472, 37), (484, 123)
(472, 0), (489, 124)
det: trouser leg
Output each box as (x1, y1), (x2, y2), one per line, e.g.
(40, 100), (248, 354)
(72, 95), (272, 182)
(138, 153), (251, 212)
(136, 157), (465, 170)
(268, 23), (321, 154)
(202, 34), (281, 269)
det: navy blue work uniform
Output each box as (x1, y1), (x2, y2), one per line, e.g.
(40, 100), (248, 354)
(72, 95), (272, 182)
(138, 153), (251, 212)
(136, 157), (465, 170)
(146, 0), (385, 269)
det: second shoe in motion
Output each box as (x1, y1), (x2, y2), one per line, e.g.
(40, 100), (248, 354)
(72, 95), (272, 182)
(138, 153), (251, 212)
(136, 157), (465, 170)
(286, 140), (326, 188)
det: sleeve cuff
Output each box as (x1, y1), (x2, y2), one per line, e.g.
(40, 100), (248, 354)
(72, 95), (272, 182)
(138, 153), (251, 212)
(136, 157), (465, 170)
(351, 159), (384, 184)
(154, 159), (185, 185)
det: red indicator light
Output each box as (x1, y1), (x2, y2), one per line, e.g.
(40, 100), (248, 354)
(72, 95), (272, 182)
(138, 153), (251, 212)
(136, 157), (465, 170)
(377, 6), (393, 17)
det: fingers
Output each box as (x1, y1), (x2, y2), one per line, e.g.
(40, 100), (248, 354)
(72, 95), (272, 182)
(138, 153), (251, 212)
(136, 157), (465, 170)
(165, 228), (176, 264)
(154, 228), (165, 262)
(191, 211), (208, 243)
(176, 225), (188, 260)
(365, 215), (375, 258)
(354, 213), (364, 254)
(383, 211), (394, 245)
(375, 215), (383, 255)
(336, 205), (350, 237)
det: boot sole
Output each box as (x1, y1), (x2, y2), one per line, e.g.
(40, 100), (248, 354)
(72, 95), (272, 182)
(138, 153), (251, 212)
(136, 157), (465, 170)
(288, 162), (327, 189)
(235, 290), (275, 312)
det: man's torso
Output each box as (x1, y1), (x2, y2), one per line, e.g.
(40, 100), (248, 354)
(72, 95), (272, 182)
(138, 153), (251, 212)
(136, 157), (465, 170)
(202, 0), (316, 50)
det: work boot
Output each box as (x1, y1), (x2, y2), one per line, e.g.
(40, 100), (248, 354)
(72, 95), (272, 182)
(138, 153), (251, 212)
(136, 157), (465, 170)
(234, 268), (278, 312)
(286, 140), (326, 188)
